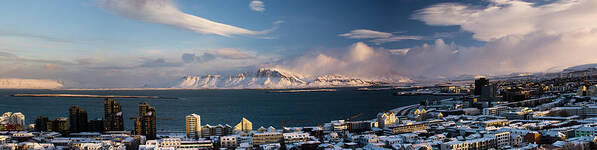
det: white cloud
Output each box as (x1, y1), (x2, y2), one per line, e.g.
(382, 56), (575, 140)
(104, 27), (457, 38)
(249, 0), (265, 12)
(370, 35), (423, 44)
(400, 0), (597, 77)
(208, 48), (255, 59)
(339, 29), (392, 39)
(413, 0), (597, 41)
(99, 0), (271, 37)
(339, 29), (422, 44)
(387, 48), (410, 56)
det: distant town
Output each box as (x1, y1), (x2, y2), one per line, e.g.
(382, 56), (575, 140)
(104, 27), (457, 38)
(3, 69), (597, 150)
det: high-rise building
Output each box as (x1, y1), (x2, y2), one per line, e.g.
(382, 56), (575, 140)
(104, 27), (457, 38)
(47, 117), (69, 133)
(34, 116), (49, 132)
(135, 102), (156, 140)
(69, 105), (88, 133)
(474, 78), (496, 107)
(88, 118), (104, 133)
(104, 98), (124, 131)
(185, 114), (201, 139)
(234, 118), (252, 133)
(474, 78), (490, 95)
(481, 85), (497, 99)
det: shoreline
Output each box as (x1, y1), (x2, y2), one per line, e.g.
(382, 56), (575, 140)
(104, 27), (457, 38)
(11, 94), (176, 99)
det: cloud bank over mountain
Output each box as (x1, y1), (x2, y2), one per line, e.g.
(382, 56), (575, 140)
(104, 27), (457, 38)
(395, 0), (597, 77)
(266, 42), (408, 81)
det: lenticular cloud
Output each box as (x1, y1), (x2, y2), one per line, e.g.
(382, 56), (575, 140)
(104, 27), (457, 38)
(99, 0), (270, 37)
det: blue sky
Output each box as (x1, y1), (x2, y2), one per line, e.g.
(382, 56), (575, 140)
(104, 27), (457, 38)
(2, 0), (597, 88)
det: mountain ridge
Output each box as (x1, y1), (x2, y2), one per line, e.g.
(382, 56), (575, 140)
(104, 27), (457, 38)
(171, 68), (402, 89)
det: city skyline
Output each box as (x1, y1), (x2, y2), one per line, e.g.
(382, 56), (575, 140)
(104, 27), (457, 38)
(2, 0), (597, 88)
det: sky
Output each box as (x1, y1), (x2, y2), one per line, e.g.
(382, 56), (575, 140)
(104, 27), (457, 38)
(1, 0), (597, 88)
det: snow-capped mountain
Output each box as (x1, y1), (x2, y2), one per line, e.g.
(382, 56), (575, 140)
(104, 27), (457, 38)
(0, 78), (63, 89)
(172, 68), (397, 89)
(308, 74), (380, 87)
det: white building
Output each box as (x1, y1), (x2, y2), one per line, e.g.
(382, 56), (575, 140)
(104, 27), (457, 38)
(486, 131), (510, 149)
(0, 112), (25, 128)
(482, 106), (510, 116)
(440, 137), (495, 150)
(220, 135), (238, 148)
(377, 112), (398, 128)
(283, 132), (310, 144)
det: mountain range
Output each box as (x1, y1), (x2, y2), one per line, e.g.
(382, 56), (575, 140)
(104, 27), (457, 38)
(171, 68), (398, 89)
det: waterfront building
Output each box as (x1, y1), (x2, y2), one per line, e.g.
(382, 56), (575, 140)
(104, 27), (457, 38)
(135, 102), (156, 140)
(185, 113), (201, 139)
(88, 118), (104, 133)
(69, 105), (88, 133)
(11, 113), (25, 129)
(201, 124), (233, 137)
(0, 112), (25, 131)
(48, 117), (69, 133)
(34, 116), (49, 132)
(234, 118), (253, 133)
(348, 121), (373, 133)
(103, 98), (124, 131)
(377, 112), (398, 129)
(325, 120), (348, 133)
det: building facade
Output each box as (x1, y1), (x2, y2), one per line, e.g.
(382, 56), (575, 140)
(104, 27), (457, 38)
(135, 102), (157, 140)
(234, 118), (252, 133)
(185, 114), (201, 139)
(103, 98), (124, 131)
(69, 105), (88, 133)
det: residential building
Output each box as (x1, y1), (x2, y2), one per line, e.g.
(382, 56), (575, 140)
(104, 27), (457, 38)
(377, 112), (398, 128)
(69, 105), (88, 133)
(185, 114), (201, 139)
(104, 98), (124, 131)
(234, 118), (252, 133)
(440, 137), (496, 150)
(220, 135), (239, 148)
(283, 132), (310, 144)
(135, 102), (156, 140)
(252, 132), (283, 146)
